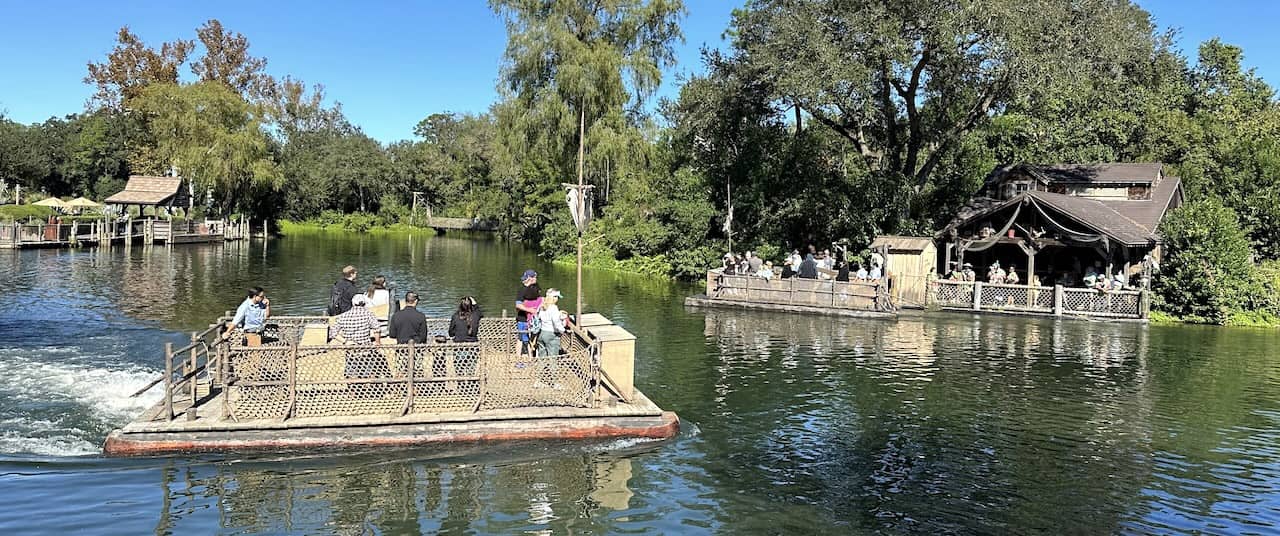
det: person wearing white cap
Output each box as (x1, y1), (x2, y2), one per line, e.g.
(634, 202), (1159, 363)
(329, 293), (381, 344)
(535, 289), (568, 384)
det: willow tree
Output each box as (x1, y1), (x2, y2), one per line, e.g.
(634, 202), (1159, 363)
(489, 0), (685, 202)
(131, 82), (279, 215)
(730, 0), (1160, 228)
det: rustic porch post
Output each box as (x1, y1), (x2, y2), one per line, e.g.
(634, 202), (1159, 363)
(1053, 285), (1064, 316)
(943, 242), (953, 276)
(973, 282), (983, 311)
(1025, 248), (1036, 307)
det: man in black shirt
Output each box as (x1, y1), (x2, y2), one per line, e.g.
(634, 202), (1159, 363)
(327, 265), (360, 316)
(515, 269), (541, 356)
(389, 292), (428, 344)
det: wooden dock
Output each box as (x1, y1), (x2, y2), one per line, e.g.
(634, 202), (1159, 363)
(0, 217), (252, 250)
(694, 269), (899, 318)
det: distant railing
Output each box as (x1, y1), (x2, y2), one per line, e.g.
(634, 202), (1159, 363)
(705, 269), (895, 313)
(154, 315), (601, 423)
(930, 280), (1147, 319)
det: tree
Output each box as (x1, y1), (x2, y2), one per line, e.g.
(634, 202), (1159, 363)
(131, 82), (279, 214)
(489, 0), (686, 240)
(728, 0), (1160, 227)
(1154, 199), (1273, 324)
(191, 19), (271, 98)
(85, 27), (195, 109)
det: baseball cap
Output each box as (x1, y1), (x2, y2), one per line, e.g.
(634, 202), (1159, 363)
(521, 269), (537, 281)
(351, 294), (369, 307)
(546, 289), (563, 298)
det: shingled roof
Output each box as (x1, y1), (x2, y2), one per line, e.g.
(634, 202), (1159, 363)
(1030, 163), (1164, 184)
(105, 176), (184, 205)
(1025, 191), (1155, 245)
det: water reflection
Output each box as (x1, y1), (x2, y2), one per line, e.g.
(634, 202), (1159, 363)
(148, 444), (643, 534)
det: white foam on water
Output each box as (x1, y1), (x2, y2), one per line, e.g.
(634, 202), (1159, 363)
(0, 354), (161, 456)
(0, 430), (100, 457)
(589, 436), (667, 453)
(0, 356), (162, 420)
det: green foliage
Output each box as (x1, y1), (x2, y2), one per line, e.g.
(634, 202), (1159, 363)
(0, 205), (56, 221)
(1154, 199), (1274, 324)
(132, 82), (279, 215)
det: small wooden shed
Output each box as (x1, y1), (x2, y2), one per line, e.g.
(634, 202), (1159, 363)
(871, 235), (937, 309)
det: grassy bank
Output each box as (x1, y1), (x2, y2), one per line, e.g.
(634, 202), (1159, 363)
(278, 219), (436, 236)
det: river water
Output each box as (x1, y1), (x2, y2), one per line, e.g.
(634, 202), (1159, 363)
(2, 232), (1279, 534)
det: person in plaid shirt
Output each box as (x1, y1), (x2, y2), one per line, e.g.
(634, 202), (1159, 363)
(330, 294), (381, 344)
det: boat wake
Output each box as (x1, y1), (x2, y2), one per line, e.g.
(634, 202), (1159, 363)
(0, 353), (160, 457)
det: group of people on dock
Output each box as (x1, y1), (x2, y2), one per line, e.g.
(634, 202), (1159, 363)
(721, 243), (885, 283)
(944, 259), (1136, 291)
(223, 265), (573, 361)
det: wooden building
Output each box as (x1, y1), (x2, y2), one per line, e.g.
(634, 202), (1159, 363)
(937, 163), (1183, 285)
(104, 175), (191, 214)
(870, 235), (936, 308)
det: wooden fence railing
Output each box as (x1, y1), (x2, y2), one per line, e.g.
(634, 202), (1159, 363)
(705, 269), (896, 313)
(930, 280), (1148, 319)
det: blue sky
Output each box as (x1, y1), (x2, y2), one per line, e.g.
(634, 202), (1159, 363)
(0, 0), (1276, 143)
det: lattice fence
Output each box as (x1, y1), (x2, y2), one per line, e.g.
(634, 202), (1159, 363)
(979, 283), (1053, 313)
(1062, 288), (1142, 317)
(222, 316), (598, 421)
(710, 272), (887, 312)
(932, 281), (975, 308)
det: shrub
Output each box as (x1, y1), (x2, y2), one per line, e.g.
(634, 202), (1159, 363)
(0, 204), (56, 221)
(1154, 199), (1273, 324)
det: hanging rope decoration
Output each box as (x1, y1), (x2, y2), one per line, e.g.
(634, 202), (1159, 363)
(964, 198), (1024, 252)
(1024, 196), (1109, 251)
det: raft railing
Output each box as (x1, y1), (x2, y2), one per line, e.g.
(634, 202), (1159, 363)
(929, 280), (1148, 320)
(152, 315), (603, 422)
(705, 269), (896, 313)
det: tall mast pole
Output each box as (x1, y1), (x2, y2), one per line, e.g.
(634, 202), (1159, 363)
(576, 105), (585, 321)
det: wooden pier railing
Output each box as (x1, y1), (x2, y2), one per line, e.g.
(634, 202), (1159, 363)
(930, 280), (1148, 320)
(704, 269), (896, 313)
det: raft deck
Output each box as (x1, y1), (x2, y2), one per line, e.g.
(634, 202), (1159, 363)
(105, 314), (677, 456)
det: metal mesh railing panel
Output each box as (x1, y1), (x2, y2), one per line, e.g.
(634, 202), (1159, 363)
(1063, 289), (1141, 317)
(479, 346), (594, 410)
(979, 284), (1053, 312)
(933, 281), (974, 307)
(226, 347), (292, 420)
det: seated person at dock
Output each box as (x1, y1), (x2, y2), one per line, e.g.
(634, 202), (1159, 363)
(389, 292), (428, 344)
(330, 294), (381, 344)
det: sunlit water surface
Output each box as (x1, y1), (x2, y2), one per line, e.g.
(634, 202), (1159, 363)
(2, 233), (1279, 534)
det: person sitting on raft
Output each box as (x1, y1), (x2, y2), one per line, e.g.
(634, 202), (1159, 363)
(226, 286), (270, 344)
(330, 294), (381, 344)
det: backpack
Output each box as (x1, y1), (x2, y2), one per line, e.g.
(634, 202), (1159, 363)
(527, 310), (542, 335)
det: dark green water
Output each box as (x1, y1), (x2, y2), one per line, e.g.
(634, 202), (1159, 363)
(2, 232), (1279, 534)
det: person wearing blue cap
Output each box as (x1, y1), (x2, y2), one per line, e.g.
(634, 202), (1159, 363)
(515, 269), (541, 356)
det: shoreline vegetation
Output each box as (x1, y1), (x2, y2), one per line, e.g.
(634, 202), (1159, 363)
(4, 4), (1280, 327)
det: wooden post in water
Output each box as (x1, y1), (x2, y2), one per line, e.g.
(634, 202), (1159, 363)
(973, 282), (983, 311)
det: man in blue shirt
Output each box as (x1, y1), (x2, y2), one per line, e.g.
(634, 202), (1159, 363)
(229, 287), (271, 340)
